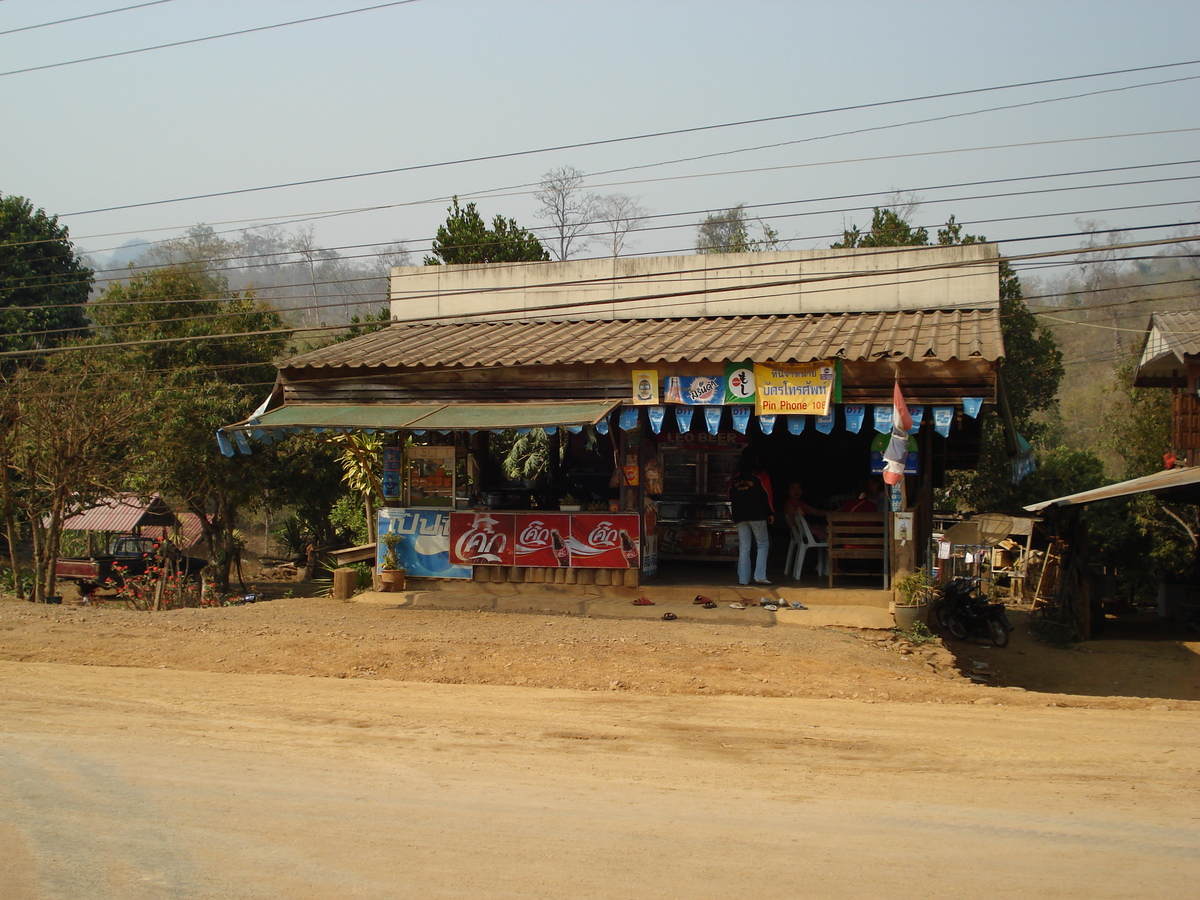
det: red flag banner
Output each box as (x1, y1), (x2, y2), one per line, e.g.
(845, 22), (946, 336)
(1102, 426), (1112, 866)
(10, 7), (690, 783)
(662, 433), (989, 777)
(893, 380), (913, 433)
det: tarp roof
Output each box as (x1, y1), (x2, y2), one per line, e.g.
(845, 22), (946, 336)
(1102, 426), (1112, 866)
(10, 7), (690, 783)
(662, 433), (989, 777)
(218, 399), (621, 456)
(1024, 466), (1200, 512)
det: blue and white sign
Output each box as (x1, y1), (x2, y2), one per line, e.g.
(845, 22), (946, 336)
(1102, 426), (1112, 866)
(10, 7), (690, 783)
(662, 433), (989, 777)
(378, 509), (471, 579)
(844, 405), (865, 434)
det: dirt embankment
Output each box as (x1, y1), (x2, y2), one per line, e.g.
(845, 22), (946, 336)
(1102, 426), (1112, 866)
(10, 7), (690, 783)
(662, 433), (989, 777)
(2, 591), (1196, 709)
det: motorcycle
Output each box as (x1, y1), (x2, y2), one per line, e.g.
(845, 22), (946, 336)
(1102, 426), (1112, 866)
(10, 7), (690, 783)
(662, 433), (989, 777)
(933, 577), (1014, 647)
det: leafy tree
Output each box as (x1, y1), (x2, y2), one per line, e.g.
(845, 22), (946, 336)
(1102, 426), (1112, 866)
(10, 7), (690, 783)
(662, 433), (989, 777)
(0, 193), (92, 358)
(696, 204), (779, 253)
(90, 264), (289, 590)
(833, 208), (1064, 511)
(424, 198), (548, 265)
(0, 355), (142, 602)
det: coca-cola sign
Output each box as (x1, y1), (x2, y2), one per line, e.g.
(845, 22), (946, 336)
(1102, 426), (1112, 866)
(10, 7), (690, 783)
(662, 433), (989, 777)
(449, 511), (515, 566)
(513, 514), (571, 567)
(569, 513), (641, 568)
(449, 512), (640, 568)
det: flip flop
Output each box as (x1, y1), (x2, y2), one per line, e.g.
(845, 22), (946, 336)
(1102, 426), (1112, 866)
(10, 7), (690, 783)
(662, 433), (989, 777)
(693, 595), (713, 605)
(703, 601), (718, 609)
(729, 602), (746, 610)
(632, 597), (655, 606)
(763, 604), (779, 611)
(790, 601), (808, 610)
(662, 612), (677, 620)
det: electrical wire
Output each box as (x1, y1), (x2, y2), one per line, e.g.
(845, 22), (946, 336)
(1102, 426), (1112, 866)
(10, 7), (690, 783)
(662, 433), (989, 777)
(55, 62), (1200, 217)
(0, 0), (424, 78)
(0, 1), (178, 37)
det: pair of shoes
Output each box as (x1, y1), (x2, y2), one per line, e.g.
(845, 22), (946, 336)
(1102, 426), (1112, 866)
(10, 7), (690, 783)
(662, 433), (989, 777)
(754, 578), (773, 585)
(702, 601), (718, 609)
(632, 596), (654, 606)
(693, 595), (715, 605)
(763, 604), (779, 611)
(759, 598), (774, 607)
(790, 601), (808, 610)
(662, 612), (677, 621)
(729, 602), (747, 610)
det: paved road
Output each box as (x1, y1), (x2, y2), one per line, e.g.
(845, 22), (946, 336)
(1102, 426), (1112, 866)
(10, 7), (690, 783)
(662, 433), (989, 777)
(2, 662), (1197, 899)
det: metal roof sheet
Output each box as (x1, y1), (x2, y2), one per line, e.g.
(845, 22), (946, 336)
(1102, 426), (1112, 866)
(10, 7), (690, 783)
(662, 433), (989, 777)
(60, 494), (177, 533)
(283, 310), (1003, 373)
(1025, 465), (1200, 512)
(1136, 311), (1200, 382)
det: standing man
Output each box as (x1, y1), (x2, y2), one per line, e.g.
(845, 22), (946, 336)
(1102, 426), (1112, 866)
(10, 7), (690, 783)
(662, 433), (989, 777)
(729, 449), (774, 586)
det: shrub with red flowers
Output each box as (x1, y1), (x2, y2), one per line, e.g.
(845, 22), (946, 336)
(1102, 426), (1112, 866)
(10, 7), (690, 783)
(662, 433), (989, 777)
(102, 562), (202, 611)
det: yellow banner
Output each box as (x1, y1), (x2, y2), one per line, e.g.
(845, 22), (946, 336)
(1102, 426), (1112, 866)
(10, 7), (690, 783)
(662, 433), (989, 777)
(753, 361), (835, 416)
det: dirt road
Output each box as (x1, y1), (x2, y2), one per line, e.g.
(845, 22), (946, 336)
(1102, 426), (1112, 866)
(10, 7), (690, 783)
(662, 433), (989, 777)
(1, 596), (1198, 898)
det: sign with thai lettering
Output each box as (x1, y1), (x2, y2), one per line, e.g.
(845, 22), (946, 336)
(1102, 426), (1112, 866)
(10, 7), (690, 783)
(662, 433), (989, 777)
(513, 513), (572, 567)
(378, 509), (472, 579)
(723, 363), (756, 404)
(753, 361), (835, 416)
(570, 513), (641, 568)
(663, 375), (725, 405)
(450, 510), (516, 566)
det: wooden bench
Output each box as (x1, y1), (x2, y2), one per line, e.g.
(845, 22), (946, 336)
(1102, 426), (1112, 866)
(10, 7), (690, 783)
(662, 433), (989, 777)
(826, 511), (889, 588)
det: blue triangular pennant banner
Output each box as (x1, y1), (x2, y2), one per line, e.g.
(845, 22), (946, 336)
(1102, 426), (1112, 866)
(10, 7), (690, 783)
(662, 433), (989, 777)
(815, 411), (835, 434)
(730, 406), (751, 434)
(595, 417), (609, 435)
(757, 414), (776, 435)
(675, 406), (694, 433)
(619, 407), (639, 432)
(932, 407), (953, 437)
(844, 405), (865, 434)
(704, 406), (722, 435)
(963, 397), (983, 418)
(874, 405), (893, 433)
(647, 406), (665, 434)
(907, 406), (924, 434)
(787, 415), (806, 435)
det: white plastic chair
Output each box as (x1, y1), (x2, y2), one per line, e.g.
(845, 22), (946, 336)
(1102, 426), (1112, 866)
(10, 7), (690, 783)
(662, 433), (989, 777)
(784, 514), (827, 580)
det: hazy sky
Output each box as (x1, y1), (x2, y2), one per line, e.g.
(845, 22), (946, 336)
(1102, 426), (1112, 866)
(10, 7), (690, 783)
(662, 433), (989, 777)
(3, 0), (1198, 281)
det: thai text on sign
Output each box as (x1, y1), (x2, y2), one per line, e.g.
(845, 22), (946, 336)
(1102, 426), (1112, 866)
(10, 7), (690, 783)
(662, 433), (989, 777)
(753, 361), (835, 416)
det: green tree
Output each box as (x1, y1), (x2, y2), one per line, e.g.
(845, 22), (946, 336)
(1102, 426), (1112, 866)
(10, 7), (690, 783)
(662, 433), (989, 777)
(424, 198), (548, 265)
(90, 264), (289, 590)
(695, 204), (780, 254)
(0, 193), (92, 357)
(833, 208), (1064, 511)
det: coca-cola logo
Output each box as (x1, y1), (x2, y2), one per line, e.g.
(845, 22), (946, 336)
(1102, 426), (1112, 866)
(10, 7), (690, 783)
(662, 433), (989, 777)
(518, 521), (551, 547)
(454, 530), (508, 563)
(587, 522), (620, 547)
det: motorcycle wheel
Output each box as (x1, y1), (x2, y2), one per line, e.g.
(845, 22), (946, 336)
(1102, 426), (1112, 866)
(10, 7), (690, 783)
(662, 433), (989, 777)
(932, 600), (951, 629)
(947, 614), (968, 640)
(988, 618), (1010, 648)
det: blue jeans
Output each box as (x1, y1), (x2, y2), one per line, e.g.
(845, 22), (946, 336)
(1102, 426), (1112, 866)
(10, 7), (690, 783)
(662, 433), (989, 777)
(736, 519), (769, 584)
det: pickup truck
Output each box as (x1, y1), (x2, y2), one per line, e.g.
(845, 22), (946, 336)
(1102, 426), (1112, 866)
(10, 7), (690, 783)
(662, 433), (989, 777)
(57, 535), (207, 591)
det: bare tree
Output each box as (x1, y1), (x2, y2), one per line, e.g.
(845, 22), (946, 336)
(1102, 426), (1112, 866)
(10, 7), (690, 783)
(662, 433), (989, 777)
(593, 193), (649, 257)
(534, 166), (599, 261)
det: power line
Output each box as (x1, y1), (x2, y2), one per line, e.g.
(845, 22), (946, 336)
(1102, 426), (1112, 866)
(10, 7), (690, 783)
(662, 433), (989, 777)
(0, 0), (424, 78)
(0, 0), (178, 37)
(57, 61), (1200, 217)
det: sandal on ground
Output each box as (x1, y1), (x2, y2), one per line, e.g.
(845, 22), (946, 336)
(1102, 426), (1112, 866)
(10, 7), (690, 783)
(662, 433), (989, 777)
(702, 601), (718, 609)
(662, 612), (677, 620)
(693, 595), (715, 605)
(729, 602), (746, 610)
(632, 596), (655, 606)
(763, 604), (779, 611)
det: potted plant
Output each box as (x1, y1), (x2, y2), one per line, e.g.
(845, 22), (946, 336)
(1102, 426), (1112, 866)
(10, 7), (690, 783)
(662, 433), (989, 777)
(379, 532), (405, 592)
(892, 567), (934, 629)
(559, 493), (582, 512)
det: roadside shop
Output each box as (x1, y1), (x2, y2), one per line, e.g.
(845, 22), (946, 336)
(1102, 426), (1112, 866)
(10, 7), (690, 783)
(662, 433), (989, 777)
(221, 245), (1004, 590)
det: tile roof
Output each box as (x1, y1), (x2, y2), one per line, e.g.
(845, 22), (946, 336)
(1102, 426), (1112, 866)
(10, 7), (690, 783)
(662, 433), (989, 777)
(285, 310), (1004, 372)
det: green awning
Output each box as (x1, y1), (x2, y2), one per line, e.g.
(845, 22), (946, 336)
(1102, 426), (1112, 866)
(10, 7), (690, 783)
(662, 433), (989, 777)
(218, 399), (621, 455)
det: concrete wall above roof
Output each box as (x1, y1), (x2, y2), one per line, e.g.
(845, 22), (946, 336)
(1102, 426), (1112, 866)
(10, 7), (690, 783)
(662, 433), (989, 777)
(390, 245), (1000, 323)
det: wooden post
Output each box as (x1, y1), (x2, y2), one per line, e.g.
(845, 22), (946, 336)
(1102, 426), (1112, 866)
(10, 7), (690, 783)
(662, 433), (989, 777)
(332, 567), (356, 600)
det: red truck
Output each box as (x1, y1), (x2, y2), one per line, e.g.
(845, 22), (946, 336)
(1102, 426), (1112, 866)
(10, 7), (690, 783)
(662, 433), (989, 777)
(56, 534), (207, 592)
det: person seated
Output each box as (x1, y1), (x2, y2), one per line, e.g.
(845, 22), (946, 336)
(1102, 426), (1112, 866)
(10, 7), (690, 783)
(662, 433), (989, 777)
(783, 482), (827, 541)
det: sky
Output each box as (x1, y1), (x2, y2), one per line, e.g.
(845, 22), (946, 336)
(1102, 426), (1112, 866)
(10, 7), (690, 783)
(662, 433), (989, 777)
(3, 0), (1199, 286)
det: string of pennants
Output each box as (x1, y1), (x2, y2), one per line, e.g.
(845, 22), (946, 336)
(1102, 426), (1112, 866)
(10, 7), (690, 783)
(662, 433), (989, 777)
(217, 398), (985, 455)
(595, 397), (984, 438)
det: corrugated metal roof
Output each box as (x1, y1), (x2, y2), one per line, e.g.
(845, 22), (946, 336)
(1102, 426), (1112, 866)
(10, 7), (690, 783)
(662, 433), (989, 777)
(284, 310), (1003, 372)
(1135, 311), (1200, 383)
(60, 494), (176, 533)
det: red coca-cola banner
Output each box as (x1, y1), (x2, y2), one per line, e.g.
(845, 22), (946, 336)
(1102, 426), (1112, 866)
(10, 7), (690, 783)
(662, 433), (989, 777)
(513, 513), (571, 568)
(450, 511), (515, 566)
(449, 512), (640, 568)
(569, 513), (640, 568)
